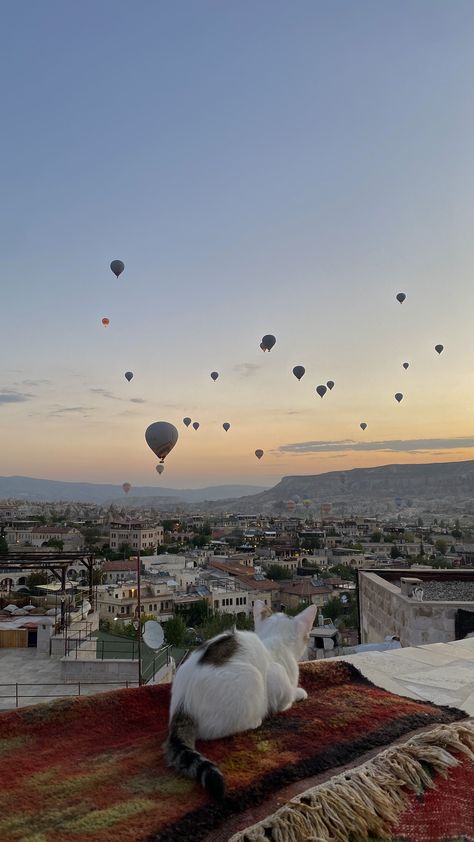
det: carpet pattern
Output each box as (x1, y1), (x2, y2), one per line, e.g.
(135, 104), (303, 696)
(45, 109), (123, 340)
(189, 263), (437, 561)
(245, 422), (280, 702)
(0, 660), (466, 842)
(391, 754), (474, 842)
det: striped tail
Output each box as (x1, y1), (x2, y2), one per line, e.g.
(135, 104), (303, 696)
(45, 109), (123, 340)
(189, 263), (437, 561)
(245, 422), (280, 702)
(164, 709), (225, 800)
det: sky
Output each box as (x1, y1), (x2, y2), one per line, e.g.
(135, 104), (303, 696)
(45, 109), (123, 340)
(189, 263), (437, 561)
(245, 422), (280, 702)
(2, 1), (474, 489)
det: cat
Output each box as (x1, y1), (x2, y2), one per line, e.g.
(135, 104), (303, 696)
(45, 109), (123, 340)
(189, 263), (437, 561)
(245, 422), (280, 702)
(164, 600), (317, 800)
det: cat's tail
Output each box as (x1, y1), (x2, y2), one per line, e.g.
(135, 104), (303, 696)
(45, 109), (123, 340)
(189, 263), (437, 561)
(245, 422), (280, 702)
(164, 708), (225, 800)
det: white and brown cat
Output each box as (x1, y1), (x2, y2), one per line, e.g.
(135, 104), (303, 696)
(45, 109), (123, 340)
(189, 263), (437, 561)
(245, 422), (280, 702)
(164, 600), (317, 799)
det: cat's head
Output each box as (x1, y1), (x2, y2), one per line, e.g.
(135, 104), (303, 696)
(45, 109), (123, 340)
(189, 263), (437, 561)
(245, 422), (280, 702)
(253, 600), (317, 659)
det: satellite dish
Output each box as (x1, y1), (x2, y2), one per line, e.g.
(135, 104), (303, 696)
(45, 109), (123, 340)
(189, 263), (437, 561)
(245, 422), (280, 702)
(143, 620), (164, 651)
(340, 594), (348, 605)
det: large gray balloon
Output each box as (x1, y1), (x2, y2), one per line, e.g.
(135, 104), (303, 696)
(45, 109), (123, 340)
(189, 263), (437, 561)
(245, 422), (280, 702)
(124, 371), (133, 382)
(402, 362), (409, 370)
(210, 371), (219, 381)
(435, 344), (444, 355)
(110, 260), (125, 278)
(261, 335), (276, 352)
(292, 366), (305, 381)
(395, 393), (403, 403)
(193, 421), (200, 430)
(360, 422), (367, 431)
(223, 422), (230, 432)
(183, 417), (192, 427)
(316, 385), (327, 398)
(326, 380), (335, 390)
(396, 292), (406, 303)
(255, 449), (264, 459)
(145, 421), (178, 463)
(156, 464), (164, 475)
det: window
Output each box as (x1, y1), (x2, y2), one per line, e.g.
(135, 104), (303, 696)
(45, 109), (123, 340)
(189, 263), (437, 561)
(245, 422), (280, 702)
(121, 606), (125, 613)
(215, 600), (219, 608)
(149, 604), (152, 611)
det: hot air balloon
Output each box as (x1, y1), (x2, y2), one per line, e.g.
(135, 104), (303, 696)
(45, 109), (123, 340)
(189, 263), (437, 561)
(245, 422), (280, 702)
(316, 385), (327, 398)
(101, 317), (110, 327)
(403, 362), (409, 370)
(292, 366), (305, 381)
(287, 500), (296, 513)
(210, 371), (219, 381)
(156, 464), (164, 475)
(122, 482), (131, 494)
(124, 371), (133, 382)
(435, 344), (444, 355)
(260, 335), (276, 352)
(192, 422), (200, 430)
(255, 449), (264, 460)
(259, 342), (265, 351)
(110, 260), (125, 278)
(223, 422), (230, 432)
(360, 422), (367, 431)
(183, 417), (192, 427)
(145, 421), (178, 463)
(396, 292), (406, 304)
(326, 380), (335, 390)
(395, 393), (403, 403)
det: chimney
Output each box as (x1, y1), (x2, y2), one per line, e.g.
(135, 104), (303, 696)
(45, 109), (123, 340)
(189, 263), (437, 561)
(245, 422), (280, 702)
(400, 577), (423, 598)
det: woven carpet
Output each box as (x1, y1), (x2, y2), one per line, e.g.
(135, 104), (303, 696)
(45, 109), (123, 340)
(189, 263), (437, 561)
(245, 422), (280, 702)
(0, 660), (468, 842)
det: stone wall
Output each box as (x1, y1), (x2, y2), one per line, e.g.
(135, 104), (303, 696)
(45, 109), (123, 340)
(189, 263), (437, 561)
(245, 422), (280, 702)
(359, 571), (474, 646)
(61, 657), (139, 683)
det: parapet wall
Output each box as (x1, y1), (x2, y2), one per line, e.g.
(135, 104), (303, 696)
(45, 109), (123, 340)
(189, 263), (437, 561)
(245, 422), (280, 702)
(359, 571), (472, 646)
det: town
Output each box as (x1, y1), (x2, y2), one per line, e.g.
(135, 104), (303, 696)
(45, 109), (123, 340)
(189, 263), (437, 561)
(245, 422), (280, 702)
(1, 497), (473, 686)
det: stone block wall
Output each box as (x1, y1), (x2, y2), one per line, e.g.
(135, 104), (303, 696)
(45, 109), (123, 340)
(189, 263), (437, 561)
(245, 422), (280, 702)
(359, 571), (473, 646)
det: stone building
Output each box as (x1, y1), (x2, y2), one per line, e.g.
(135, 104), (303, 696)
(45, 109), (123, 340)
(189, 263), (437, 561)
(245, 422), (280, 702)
(359, 568), (474, 647)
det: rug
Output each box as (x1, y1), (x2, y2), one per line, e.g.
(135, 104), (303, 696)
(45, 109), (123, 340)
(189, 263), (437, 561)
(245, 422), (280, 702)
(229, 721), (474, 841)
(0, 660), (467, 842)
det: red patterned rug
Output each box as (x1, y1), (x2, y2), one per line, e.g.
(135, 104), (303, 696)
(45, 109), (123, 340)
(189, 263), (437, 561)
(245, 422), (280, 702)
(0, 661), (468, 842)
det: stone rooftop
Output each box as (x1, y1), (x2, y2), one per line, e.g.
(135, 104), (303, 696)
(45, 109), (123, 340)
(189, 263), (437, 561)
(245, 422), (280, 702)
(334, 636), (474, 714)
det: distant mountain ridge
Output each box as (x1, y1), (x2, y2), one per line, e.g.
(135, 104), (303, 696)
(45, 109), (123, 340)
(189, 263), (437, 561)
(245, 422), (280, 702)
(0, 476), (268, 504)
(203, 460), (474, 514)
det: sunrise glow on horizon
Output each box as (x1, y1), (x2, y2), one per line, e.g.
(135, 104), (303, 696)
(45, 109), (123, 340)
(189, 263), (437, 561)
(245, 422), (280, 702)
(2, 2), (474, 489)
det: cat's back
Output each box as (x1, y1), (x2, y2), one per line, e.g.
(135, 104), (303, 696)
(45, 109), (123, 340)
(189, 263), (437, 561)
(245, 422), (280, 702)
(169, 629), (270, 720)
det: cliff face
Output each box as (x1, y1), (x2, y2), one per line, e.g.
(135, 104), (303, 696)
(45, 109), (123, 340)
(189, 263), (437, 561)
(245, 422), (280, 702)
(205, 460), (474, 513)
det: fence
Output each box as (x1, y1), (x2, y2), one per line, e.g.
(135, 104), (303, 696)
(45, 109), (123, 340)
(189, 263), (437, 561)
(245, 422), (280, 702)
(0, 680), (139, 708)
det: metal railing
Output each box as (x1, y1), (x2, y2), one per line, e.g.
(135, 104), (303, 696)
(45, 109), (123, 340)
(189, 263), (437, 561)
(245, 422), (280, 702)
(64, 637), (141, 660)
(0, 680), (139, 708)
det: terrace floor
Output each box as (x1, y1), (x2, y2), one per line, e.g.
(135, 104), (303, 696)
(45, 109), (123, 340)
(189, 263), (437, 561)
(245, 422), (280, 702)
(333, 636), (474, 714)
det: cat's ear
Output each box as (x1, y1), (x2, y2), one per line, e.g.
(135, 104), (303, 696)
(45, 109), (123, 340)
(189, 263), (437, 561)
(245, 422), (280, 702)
(254, 600), (271, 628)
(294, 604), (317, 638)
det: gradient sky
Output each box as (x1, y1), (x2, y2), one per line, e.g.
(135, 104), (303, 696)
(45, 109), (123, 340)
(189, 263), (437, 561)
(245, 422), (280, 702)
(2, 1), (474, 489)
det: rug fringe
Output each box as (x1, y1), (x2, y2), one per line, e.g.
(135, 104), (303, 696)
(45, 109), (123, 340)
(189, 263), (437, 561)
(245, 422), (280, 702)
(229, 720), (474, 842)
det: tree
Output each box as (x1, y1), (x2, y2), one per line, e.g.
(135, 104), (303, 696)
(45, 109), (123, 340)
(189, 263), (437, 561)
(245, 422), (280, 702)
(452, 519), (463, 539)
(164, 614), (187, 646)
(26, 571), (48, 588)
(390, 545), (401, 560)
(326, 563), (357, 581)
(81, 526), (102, 549)
(434, 539), (448, 556)
(264, 564), (289, 581)
(370, 532), (382, 543)
(0, 531), (8, 554)
(42, 538), (64, 551)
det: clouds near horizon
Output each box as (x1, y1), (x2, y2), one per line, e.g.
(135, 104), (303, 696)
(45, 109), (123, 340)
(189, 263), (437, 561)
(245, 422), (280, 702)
(279, 437), (474, 455)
